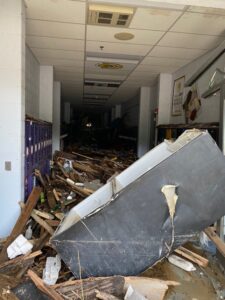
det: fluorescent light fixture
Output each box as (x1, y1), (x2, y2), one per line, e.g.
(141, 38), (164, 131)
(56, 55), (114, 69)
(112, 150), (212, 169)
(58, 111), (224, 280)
(86, 56), (139, 65)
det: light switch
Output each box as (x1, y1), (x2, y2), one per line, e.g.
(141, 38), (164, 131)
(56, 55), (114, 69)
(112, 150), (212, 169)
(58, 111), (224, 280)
(5, 161), (11, 171)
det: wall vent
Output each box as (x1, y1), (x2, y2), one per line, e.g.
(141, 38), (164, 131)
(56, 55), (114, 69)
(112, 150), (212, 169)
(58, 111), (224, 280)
(88, 4), (134, 27)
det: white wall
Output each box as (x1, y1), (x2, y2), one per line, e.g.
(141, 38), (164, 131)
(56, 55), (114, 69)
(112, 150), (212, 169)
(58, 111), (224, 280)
(25, 46), (40, 118)
(171, 41), (225, 124)
(39, 66), (54, 122)
(157, 74), (173, 125)
(0, 0), (25, 237)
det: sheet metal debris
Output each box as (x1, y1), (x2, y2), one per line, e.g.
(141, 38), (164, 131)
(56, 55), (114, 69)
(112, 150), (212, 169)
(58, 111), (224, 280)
(52, 130), (225, 278)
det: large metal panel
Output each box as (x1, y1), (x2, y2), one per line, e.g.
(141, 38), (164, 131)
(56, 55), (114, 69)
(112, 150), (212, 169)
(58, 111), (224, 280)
(52, 131), (225, 278)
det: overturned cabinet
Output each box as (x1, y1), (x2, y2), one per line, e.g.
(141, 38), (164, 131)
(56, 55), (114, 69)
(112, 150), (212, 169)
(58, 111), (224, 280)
(52, 130), (225, 278)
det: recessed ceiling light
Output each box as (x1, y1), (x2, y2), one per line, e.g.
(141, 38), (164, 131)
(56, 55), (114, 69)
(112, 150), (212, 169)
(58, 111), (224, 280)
(97, 62), (123, 70)
(114, 32), (134, 40)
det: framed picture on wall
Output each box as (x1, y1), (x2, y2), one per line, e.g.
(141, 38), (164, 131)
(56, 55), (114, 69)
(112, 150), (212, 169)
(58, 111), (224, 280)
(172, 76), (185, 116)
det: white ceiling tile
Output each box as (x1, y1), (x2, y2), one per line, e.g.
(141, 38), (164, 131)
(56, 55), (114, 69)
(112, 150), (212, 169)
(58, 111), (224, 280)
(37, 57), (84, 67)
(86, 41), (152, 56)
(55, 71), (83, 80)
(31, 48), (84, 60)
(54, 66), (84, 73)
(142, 56), (189, 67)
(158, 32), (224, 50)
(148, 46), (206, 60)
(87, 25), (164, 45)
(135, 64), (177, 73)
(27, 36), (84, 51)
(130, 7), (183, 31)
(188, 6), (225, 15)
(128, 72), (158, 82)
(171, 12), (225, 36)
(25, 0), (86, 24)
(27, 19), (85, 39)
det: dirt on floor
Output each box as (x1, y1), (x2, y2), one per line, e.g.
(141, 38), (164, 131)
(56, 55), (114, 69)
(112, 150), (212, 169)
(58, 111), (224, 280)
(143, 244), (225, 300)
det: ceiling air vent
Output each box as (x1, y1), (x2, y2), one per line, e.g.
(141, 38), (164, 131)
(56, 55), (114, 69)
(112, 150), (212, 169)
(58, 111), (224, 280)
(84, 80), (121, 88)
(88, 4), (134, 27)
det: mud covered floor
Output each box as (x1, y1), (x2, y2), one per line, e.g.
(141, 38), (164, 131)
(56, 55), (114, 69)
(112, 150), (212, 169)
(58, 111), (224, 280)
(143, 245), (225, 300)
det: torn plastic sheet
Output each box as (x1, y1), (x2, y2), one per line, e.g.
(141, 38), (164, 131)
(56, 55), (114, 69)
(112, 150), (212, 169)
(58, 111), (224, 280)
(51, 131), (225, 278)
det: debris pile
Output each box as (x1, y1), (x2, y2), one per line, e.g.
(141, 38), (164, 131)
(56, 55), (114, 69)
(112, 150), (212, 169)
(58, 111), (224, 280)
(1, 136), (225, 300)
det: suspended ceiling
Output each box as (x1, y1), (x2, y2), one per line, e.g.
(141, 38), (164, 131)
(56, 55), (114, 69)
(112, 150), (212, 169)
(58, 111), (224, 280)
(25, 0), (225, 108)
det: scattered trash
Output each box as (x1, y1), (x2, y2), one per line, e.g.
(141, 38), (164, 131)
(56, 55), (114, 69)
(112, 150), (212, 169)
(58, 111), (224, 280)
(43, 254), (61, 285)
(124, 285), (147, 300)
(7, 234), (33, 259)
(168, 254), (196, 272)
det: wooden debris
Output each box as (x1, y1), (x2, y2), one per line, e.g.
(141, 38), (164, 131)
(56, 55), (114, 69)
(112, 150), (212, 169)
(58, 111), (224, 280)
(33, 209), (54, 220)
(204, 227), (225, 257)
(27, 269), (64, 300)
(31, 211), (54, 235)
(0, 251), (42, 271)
(0, 187), (42, 263)
(174, 246), (209, 267)
(47, 190), (56, 209)
(54, 276), (125, 300)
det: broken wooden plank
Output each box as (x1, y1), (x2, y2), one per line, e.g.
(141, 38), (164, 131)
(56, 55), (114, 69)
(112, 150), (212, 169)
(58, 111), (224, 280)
(31, 211), (55, 235)
(54, 276), (125, 300)
(27, 269), (64, 300)
(179, 246), (208, 267)
(47, 190), (56, 209)
(0, 187), (42, 263)
(33, 209), (54, 220)
(0, 251), (42, 270)
(174, 248), (207, 268)
(204, 227), (225, 257)
(53, 189), (60, 202)
(46, 220), (60, 227)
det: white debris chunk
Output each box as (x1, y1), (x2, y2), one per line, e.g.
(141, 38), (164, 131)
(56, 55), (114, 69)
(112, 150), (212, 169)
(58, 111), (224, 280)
(168, 254), (196, 272)
(43, 254), (61, 285)
(161, 185), (178, 220)
(7, 234), (33, 259)
(124, 285), (147, 300)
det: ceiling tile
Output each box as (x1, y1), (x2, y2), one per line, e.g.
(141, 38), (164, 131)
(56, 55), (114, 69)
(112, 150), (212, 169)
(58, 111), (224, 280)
(130, 7), (183, 31)
(188, 6), (225, 15)
(135, 64), (177, 73)
(25, 0), (86, 24)
(86, 41), (152, 56)
(142, 56), (189, 67)
(158, 32), (224, 50)
(54, 66), (84, 73)
(27, 19), (85, 39)
(128, 72), (158, 81)
(31, 48), (84, 61)
(171, 12), (225, 36)
(55, 71), (83, 80)
(148, 46), (206, 60)
(87, 25), (164, 45)
(37, 57), (84, 67)
(27, 36), (84, 51)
